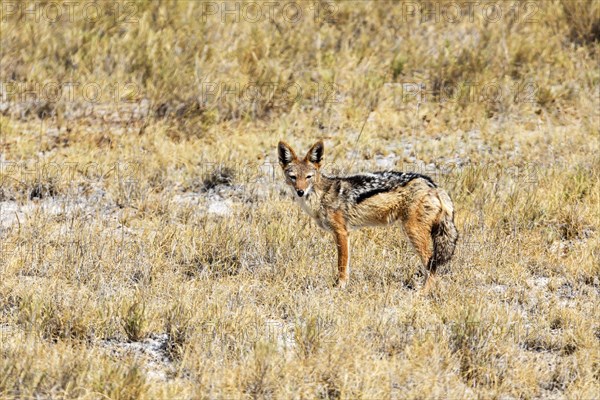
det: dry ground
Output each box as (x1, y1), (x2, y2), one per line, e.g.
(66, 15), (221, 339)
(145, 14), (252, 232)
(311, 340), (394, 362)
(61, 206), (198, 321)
(0, 1), (599, 399)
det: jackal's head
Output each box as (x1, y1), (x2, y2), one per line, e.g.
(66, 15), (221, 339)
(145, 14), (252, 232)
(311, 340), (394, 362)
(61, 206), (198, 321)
(277, 140), (324, 198)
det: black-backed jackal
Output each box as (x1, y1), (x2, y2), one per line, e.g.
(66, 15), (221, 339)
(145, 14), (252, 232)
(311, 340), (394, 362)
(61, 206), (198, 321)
(278, 140), (458, 290)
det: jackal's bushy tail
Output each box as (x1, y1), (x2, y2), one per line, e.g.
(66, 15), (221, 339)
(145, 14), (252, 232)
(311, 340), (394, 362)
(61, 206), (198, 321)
(431, 189), (458, 268)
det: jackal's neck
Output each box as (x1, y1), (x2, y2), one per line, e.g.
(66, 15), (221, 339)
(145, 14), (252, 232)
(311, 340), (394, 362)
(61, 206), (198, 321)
(310, 173), (334, 199)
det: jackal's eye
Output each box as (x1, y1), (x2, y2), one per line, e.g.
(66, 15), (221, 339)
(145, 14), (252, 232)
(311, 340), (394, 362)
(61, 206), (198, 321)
(306, 174), (314, 179)
(288, 174), (296, 181)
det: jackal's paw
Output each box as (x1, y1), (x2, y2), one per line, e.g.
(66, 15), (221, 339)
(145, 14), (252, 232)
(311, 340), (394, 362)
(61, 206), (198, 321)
(334, 278), (348, 289)
(420, 275), (439, 297)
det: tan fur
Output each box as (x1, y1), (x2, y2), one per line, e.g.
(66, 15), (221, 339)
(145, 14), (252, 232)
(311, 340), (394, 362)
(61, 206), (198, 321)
(278, 140), (458, 289)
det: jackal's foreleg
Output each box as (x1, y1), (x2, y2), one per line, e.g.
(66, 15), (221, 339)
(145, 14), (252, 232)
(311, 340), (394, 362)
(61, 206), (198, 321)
(331, 211), (349, 287)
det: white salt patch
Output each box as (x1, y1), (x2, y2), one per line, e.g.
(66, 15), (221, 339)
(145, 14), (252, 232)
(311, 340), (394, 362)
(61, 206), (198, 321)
(100, 334), (174, 382)
(207, 200), (231, 216)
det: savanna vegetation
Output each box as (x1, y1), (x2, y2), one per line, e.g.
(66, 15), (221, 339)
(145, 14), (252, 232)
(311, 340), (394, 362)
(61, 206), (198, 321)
(0, 1), (599, 398)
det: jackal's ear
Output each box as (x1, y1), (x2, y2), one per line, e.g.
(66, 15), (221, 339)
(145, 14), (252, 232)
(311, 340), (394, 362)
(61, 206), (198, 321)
(278, 141), (297, 168)
(305, 140), (324, 166)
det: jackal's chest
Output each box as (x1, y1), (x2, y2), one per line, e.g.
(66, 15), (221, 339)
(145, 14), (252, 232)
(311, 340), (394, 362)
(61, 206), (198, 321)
(296, 195), (319, 218)
(295, 196), (329, 230)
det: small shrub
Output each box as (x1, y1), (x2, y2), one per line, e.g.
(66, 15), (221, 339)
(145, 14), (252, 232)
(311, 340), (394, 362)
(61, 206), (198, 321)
(562, 1), (600, 45)
(120, 299), (146, 342)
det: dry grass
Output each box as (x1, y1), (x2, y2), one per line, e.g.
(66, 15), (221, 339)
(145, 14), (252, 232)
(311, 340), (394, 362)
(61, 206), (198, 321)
(1, 1), (599, 399)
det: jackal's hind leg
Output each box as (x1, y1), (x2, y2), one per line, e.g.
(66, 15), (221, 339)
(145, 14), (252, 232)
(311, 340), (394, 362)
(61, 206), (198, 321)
(402, 218), (436, 291)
